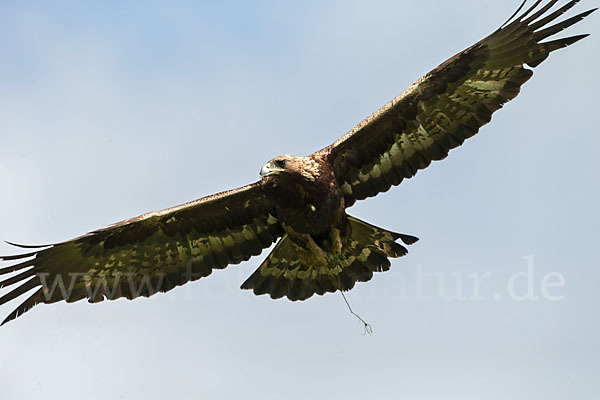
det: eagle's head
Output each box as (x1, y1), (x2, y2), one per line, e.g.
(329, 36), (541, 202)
(260, 155), (320, 182)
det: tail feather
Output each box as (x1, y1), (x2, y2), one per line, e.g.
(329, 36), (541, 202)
(241, 216), (418, 301)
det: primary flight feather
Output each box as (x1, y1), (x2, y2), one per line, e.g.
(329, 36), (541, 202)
(0, 0), (595, 325)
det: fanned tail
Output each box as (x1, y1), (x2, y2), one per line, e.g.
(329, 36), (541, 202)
(241, 216), (418, 301)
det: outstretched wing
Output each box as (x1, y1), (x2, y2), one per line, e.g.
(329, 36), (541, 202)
(0, 180), (282, 325)
(322, 0), (595, 207)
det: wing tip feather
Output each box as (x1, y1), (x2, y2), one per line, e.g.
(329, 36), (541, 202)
(4, 241), (52, 249)
(1, 288), (43, 326)
(502, 0), (527, 27)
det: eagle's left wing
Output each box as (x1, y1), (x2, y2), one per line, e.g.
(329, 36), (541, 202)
(321, 1), (595, 207)
(0, 180), (282, 325)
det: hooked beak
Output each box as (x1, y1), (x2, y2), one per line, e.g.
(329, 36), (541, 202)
(259, 162), (282, 178)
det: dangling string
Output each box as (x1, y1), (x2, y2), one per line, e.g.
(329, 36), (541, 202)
(336, 272), (373, 335)
(339, 290), (373, 335)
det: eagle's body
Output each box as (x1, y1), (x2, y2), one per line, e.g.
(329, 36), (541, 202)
(263, 154), (341, 237)
(0, 0), (595, 324)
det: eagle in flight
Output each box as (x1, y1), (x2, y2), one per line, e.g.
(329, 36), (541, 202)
(0, 1), (595, 325)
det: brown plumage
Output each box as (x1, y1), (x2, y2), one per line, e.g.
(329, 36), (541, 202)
(0, 0), (595, 324)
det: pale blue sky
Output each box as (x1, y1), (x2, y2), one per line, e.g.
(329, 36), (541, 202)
(1, 1), (599, 399)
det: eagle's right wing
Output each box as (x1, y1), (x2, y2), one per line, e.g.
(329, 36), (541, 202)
(0, 179), (282, 325)
(321, 0), (595, 207)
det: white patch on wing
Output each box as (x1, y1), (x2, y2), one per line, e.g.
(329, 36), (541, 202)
(415, 124), (433, 147)
(379, 152), (393, 174)
(370, 165), (381, 179)
(267, 214), (278, 225)
(358, 170), (370, 183)
(221, 234), (235, 248)
(341, 182), (353, 195)
(466, 79), (505, 91)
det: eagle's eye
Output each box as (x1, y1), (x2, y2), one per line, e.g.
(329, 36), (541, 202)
(275, 159), (287, 168)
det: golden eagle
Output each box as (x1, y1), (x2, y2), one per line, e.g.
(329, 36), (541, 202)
(0, 0), (595, 325)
